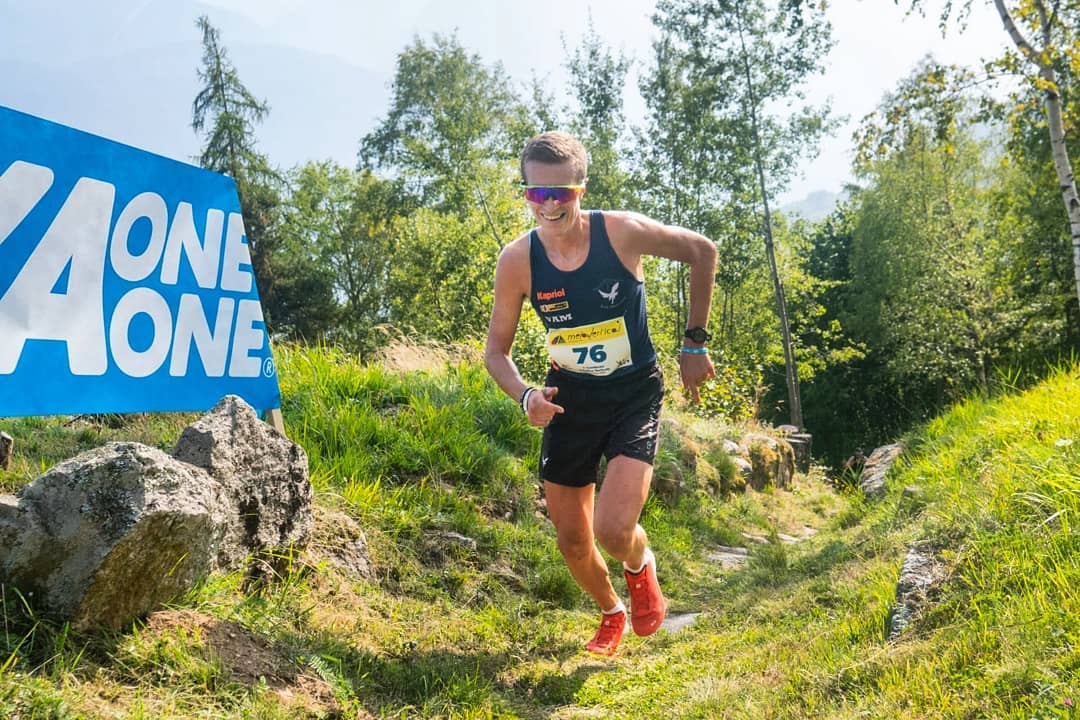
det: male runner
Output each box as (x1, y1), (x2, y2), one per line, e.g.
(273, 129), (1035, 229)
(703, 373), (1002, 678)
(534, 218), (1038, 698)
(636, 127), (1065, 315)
(484, 131), (717, 655)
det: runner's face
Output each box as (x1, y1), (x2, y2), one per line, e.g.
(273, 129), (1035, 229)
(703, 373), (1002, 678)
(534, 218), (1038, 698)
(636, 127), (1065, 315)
(523, 160), (584, 231)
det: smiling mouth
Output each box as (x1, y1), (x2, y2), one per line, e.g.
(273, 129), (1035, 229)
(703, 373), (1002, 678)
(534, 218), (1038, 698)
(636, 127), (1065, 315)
(540, 211), (566, 221)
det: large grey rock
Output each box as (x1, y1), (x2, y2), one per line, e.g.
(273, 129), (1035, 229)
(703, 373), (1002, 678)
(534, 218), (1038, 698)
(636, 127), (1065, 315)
(0, 396), (312, 629)
(889, 545), (947, 640)
(2, 443), (223, 629)
(173, 395), (312, 574)
(860, 443), (905, 498)
(0, 495), (21, 552)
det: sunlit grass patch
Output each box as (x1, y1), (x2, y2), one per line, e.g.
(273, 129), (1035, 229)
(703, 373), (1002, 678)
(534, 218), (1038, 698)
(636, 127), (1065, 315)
(3, 346), (1077, 718)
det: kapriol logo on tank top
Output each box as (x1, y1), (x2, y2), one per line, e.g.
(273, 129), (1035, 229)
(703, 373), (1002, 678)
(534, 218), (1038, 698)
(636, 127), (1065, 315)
(537, 287), (573, 323)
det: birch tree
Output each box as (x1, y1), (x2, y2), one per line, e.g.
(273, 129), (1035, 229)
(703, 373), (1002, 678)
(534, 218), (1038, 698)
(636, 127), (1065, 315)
(904, 0), (1080, 324)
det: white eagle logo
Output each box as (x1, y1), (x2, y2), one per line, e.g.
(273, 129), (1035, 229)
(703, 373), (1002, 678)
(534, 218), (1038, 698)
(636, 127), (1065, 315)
(597, 282), (619, 304)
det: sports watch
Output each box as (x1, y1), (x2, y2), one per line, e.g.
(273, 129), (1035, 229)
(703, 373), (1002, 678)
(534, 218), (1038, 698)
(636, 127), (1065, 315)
(684, 326), (712, 343)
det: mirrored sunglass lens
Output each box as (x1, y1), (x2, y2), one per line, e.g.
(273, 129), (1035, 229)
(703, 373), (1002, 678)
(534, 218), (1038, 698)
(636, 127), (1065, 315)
(525, 187), (577, 203)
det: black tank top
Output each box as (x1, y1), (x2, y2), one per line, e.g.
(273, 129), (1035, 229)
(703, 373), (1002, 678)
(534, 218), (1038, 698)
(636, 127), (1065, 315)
(528, 211), (656, 379)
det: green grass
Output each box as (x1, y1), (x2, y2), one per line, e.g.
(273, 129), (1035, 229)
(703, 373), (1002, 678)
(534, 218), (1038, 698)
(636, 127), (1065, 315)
(0, 346), (1078, 718)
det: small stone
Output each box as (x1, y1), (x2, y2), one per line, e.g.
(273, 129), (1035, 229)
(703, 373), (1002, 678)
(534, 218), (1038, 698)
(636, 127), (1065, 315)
(860, 443), (905, 498)
(889, 545), (947, 640)
(303, 505), (371, 579)
(437, 531), (477, 551)
(707, 546), (749, 569)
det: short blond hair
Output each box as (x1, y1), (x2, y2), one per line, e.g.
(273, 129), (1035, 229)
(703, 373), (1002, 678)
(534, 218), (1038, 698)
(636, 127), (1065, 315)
(520, 131), (589, 184)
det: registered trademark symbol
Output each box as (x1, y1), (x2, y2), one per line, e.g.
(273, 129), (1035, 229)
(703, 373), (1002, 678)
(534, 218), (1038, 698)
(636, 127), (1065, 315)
(262, 357), (275, 377)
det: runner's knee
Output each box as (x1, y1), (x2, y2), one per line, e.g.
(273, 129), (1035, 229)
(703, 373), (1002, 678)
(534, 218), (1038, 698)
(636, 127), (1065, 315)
(556, 530), (595, 561)
(594, 521), (636, 557)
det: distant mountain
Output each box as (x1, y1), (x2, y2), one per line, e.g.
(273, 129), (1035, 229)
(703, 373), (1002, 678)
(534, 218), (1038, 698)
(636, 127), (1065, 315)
(778, 190), (847, 223)
(0, 0), (389, 172)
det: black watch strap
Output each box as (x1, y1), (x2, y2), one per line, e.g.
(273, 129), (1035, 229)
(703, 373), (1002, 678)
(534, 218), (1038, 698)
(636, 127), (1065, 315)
(684, 326), (712, 343)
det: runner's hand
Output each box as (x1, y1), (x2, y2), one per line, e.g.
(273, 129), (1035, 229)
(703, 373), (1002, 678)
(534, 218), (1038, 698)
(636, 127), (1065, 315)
(679, 351), (716, 404)
(527, 386), (564, 428)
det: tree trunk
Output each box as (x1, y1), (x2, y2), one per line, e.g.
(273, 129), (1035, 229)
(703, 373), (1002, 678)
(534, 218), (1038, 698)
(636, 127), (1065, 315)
(737, 19), (804, 429)
(762, 207), (804, 428)
(0, 431), (12, 471)
(992, 0), (1080, 320)
(1043, 77), (1080, 317)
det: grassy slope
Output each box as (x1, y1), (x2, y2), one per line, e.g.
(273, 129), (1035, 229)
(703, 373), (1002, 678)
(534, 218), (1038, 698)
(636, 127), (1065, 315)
(0, 346), (1077, 719)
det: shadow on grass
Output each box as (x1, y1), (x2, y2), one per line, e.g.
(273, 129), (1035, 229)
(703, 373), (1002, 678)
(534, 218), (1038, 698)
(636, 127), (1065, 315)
(274, 629), (610, 719)
(0, 601), (608, 719)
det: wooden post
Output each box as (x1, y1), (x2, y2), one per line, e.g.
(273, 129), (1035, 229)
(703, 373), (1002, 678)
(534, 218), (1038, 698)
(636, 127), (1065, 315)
(268, 409), (286, 437)
(0, 432), (13, 471)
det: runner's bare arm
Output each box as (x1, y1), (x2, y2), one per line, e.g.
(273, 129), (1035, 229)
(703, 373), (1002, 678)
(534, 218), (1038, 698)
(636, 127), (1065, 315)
(484, 241), (530, 400)
(484, 239), (565, 424)
(607, 212), (718, 402)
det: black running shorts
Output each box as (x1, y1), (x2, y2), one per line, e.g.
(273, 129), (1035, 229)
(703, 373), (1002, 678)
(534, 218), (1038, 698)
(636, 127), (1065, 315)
(539, 364), (664, 487)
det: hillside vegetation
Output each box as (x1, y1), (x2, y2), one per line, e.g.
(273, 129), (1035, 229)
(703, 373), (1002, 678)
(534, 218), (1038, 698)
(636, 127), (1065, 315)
(0, 345), (1078, 719)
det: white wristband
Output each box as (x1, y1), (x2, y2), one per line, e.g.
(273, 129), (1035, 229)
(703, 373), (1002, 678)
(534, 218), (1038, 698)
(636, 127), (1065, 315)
(519, 387), (536, 414)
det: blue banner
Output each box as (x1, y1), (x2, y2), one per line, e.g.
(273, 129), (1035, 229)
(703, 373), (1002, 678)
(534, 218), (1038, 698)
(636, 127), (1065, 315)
(0, 106), (281, 416)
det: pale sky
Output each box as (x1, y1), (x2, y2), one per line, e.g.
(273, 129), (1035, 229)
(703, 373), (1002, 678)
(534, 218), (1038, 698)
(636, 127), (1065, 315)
(1, 0), (1014, 205)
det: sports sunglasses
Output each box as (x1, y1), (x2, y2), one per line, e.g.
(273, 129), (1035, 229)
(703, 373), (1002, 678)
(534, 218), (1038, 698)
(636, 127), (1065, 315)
(521, 184), (585, 203)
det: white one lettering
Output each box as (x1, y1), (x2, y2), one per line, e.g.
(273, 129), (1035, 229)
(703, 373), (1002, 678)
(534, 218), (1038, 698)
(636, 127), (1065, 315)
(220, 212), (252, 293)
(0, 175), (113, 375)
(0, 160), (54, 247)
(109, 287), (172, 378)
(229, 299), (265, 377)
(0, 161), (267, 384)
(170, 294), (234, 377)
(161, 203), (224, 289)
(110, 192), (167, 282)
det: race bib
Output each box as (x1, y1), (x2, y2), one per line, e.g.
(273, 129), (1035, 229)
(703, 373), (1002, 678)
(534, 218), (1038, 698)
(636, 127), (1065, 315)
(546, 317), (633, 377)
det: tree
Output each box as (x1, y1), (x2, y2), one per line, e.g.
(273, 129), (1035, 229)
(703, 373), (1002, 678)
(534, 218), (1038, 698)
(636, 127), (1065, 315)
(383, 205), (505, 340)
(359, 33), (533, 225)
(903, 0), (1080, 328)
(191, 15), (286, 329)
(645, 0), (836, 428)
(850, 63), (1027, 401)
(281, 162), (408, 352)
(565, 17), (632, 209)
(796, 203), (891, 463)
(990, 112), (1080, 364)
(358, 34), (537, 342)
(192, 16), (269, 182)
(633, 35), (747, 353)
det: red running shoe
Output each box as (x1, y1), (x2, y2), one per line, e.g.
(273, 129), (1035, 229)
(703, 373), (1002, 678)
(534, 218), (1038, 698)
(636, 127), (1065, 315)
(585, 609), (627, 656)
(624, 548), (666, 636)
